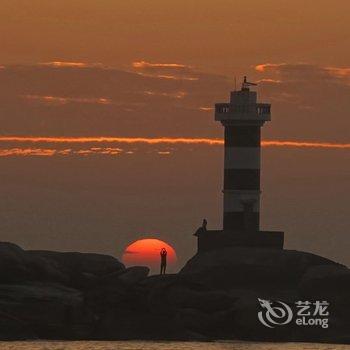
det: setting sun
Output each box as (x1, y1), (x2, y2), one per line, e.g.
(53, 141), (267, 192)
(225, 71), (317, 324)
(122, 238), (177, 273)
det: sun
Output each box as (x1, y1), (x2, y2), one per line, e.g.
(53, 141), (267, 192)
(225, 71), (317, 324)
(122, 238), (177, 274)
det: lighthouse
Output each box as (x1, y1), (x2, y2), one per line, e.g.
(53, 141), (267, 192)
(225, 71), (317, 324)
(215, 77), (270, 232)
(195, 77), (284, 252)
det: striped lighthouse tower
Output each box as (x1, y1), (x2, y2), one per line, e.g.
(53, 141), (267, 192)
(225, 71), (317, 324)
(215, 77), (271, 232)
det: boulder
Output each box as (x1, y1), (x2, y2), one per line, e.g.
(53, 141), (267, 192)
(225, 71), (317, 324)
(26, 250), (125, 288)
(180, 247), (338, 290)
(175, 308), (213, 333)
(228, 294), (300, 341)
(27, 250), (125, 276)
(94, 270), (124, 287)
(84, 285), (130, 313)
(117, 266), (150, 285)
(299, 264), (350, 298)
(146, 273), (212, 315)
(0, 242), (31, 283)
(0, 282), (90, 339)
(24, 255), (69, 285)
(0, 242), (65, 284)
(0, 242), (125, 288)
(298, 263), (350, 339)
(166, 286), (234, 312)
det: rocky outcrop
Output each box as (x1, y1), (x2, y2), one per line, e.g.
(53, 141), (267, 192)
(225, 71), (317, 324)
(180, 247), (340, 291)
(0, 242), (125, 288)
(0, 242), (37, 284)
(0, 282), (85, 340)
(117, 266), (150, 286)
(178, 247), (350, 343)
(0, 242), (349, 343)
(26, 249), (125, 288)
(299, 264), (350, 298)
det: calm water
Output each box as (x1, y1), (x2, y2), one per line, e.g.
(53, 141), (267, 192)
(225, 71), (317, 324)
(0, 341), (349, 350)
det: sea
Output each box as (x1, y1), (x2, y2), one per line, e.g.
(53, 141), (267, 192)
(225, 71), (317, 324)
(0, 341), (349, 350)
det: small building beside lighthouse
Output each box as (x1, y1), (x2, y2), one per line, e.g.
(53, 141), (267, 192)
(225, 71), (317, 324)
(195, 77), (284, 252)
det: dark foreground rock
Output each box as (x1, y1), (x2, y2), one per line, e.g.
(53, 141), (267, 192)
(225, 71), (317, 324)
(0, 242), (125, 288)
(179, 248), (350, 343)
(0, 242), (349, 343)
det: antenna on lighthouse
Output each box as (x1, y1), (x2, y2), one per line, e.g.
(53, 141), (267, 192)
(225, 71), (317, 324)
(242, 76), (258, 90)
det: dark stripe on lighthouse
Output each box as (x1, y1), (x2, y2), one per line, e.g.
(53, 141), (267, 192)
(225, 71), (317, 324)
(224, 169), (260, 190)
(225, 125), (261, 147)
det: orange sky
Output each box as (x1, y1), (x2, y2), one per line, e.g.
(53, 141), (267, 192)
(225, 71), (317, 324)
(1, 1), (350, 73)
(0, 1), (349, 268)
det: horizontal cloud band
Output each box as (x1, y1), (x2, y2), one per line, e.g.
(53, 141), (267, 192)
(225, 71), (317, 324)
(0, 136), (348, 149)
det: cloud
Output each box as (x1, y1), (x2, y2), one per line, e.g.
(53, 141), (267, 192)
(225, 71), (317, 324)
(255, 63), (326, 82)
(132, 61), (190, 70)
(40, 61), (105, 69)
(123, 250), (140, 255)
(0, 135), (348, 158)
(255, 63), (281, 72)
(138, 74), (199, 81)
(0, 136), (223, 145)
(0, 146), (125, 157)
(143, 90), (187, 99)
(326, 67), (350, 79)
(198, 107), (214, 112)
(256, 78), (282, 84)
(132, 60), (199, 81)
(0, 136), (348, 149)
(23, 95), (112, 105)
(0, 148), (58, 157)
(253, 62), (350, 142)
(0, 61), (231, 138)
(255, 62), (350, 84)
(262, 140), (350, 149)
(0, 60), (349, 143)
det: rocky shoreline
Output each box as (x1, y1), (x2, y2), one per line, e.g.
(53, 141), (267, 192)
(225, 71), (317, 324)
(0, 242), (349, 343)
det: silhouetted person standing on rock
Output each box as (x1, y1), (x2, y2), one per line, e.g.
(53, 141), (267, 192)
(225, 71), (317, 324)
(160, 248), (167, 274)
